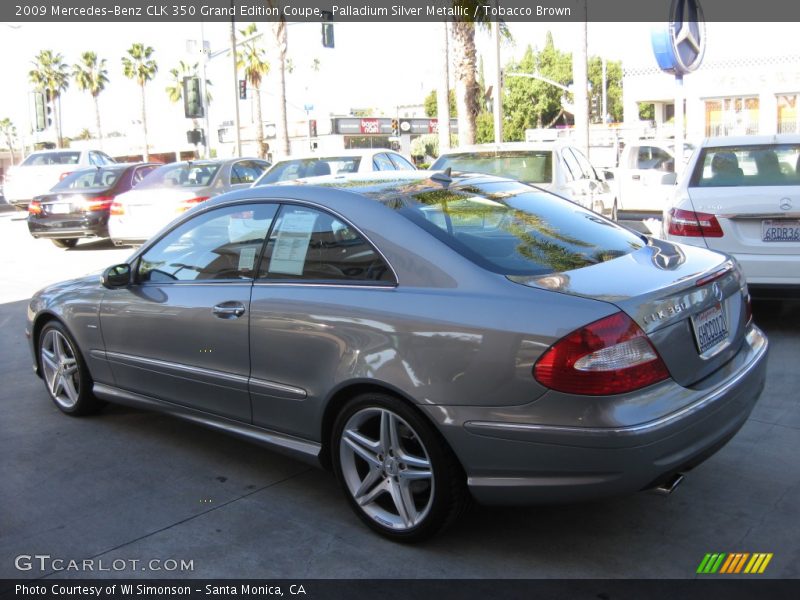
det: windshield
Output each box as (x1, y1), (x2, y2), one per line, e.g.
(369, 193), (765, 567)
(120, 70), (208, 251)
(392, 180), (643, 276)
(137, 163), (221, 188)
(256, 157), (362, 185)
(431, 151), (553, 184)
(22, 151), (81, 166)
(51, 167), (124, 191)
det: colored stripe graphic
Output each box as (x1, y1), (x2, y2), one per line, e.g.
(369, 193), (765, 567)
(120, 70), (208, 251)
(699, 553), (773, 574)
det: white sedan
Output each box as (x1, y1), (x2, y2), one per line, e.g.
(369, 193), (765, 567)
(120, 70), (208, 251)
(4, 149), (115, 210)
(663, 134), (800, 294)
(252, 148), (416, 186)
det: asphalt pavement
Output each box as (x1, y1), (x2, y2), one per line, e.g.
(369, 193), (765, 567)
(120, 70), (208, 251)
(1, 211), (798, 579)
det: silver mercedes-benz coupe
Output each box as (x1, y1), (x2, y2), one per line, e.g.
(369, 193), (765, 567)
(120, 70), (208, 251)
(26, 171), (768, 541)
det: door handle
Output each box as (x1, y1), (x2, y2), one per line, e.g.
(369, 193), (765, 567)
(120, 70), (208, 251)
(213, 302), (246, 319)
(631, 174), (641, 181)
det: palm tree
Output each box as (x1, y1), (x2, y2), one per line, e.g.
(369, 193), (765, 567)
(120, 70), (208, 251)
(269, 4), (290, 158)
(122, 43), (158, 161)
(165, 61), (213, 105)
(237, 23), (270, 159)
(0, 117), (18, 164)
(450, 21), (480, 145)
(29, 50), (70, 148)
(73, 51), (109, 149)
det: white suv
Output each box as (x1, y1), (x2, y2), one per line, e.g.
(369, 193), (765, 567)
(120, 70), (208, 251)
(4, 149), (115, 210)
(663, 134), (800, 294)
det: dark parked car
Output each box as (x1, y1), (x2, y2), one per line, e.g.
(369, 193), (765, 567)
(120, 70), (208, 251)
(27, 171), (768, 541)
(27, 162), (159, 248)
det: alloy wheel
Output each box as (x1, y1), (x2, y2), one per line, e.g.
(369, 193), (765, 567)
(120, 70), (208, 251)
(40, 329), (81, 409)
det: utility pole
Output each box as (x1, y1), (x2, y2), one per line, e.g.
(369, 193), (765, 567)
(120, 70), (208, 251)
(229, 12), (242, 157)
(492, 20), (502, 144)
(572, 5), (589, 156)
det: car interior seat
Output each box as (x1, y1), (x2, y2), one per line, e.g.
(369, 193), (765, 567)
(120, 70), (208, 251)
(710, 152), (743, 184)
(311, 161), (331, 177)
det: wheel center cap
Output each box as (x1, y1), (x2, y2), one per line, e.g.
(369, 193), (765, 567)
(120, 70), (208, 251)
(384, 457), (399, 477)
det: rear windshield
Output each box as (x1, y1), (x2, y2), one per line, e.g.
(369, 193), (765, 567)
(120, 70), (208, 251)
(256, 157), (362, 185)
(690, 143), (800, 187)
(137, 163), (221, 188)
(22, 151), (81, 166)
(51, 167), (124, 191)
(431, 151), (553, 184)
(392, 181), (644, 276)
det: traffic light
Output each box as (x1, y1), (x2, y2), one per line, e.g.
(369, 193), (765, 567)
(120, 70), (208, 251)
(187, 129), (205, 145)
(309, 119), (317, 138)
(183, 76), (204, 119)
(34, 92), (45, 131)
(390, 118), (399, 136)
(238, 79), (247, 100)
(321, 11), (334, 48)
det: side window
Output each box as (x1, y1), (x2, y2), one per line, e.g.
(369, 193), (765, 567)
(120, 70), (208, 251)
(388, 153), (416, 170)
(88, 152), (100, 166)
(560, 149), (582, 182)
(138, 203), (278, 283)
(132, 165), (157, 186)
(570, 147), (597, 180)
(372, 153), (397, 172)
(258, 205), (395, 284)
(231, 160), (268, 185)
(96, 152), (113, 165)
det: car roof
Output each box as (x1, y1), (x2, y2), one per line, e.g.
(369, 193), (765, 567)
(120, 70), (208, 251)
(207, 170), (512, 208)
(272, 148), (399, 162)
(438, 142), (567, 155)
(699, 133), (800, 147)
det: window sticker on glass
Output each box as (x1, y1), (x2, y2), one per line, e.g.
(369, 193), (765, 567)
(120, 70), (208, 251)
(269, 211), (318, 275)
(238, 246), (258, 272)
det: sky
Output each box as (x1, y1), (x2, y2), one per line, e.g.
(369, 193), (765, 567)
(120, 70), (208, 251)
(1, 20), (798, 149)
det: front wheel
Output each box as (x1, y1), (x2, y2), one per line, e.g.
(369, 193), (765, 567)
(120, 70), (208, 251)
(332, 393), (468, 542)
(38, 321), (103, 415)
(51, 238), (78, 249)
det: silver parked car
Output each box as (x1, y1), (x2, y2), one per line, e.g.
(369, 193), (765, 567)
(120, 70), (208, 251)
(108, 158), (270, 246)
(27, 171), (768, 541)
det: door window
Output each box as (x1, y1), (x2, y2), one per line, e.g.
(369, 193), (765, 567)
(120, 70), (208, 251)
(138, 203), (278, 283)
(372, 153), (397, 171)
(258, 205), (395, 284)
(231, 160), (269, 185)
(388, 153), (416, 170)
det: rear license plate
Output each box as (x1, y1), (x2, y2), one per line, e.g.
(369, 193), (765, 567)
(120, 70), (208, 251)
(48, 203), (71, 214)
(762, 219), (800, 242)
(691, 303), (729, 356)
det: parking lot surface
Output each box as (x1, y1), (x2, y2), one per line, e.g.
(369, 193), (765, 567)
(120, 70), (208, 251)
(1, 210), (798, 579)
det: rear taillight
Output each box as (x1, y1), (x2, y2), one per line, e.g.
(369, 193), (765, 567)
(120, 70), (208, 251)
(110, 201), (124, 216)
(80, 195), (115, 212)
(59, 171), (73, 181)
(534, 312), (670, 396)
(28, 200), (42, 215)
(666, 208), (723, 238)
(177, 196), (210, 212)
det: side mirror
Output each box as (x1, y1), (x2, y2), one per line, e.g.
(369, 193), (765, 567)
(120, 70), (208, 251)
(102, 263), (132, 289)
(601, 169), (614, 181)
(661, 172), (678, 185)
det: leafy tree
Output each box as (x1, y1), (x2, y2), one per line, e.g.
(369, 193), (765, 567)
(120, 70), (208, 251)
(73, 51), (109, 148)
(122, 43), (158, 161)
(0, 118), (19, 163)
(29, 50), (70, 148)
(639, 103), (655, 121)
(588, 57), (623, 123)
(237, 23), (270, 159)
(423, 89), (457, 118)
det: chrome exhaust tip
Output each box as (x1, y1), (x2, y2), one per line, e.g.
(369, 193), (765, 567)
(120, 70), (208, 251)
(649, 473), (685, 496)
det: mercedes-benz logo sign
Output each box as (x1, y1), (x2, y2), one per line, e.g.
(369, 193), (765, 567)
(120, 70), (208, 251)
(780, 198), (792, 211)
(651, 0), (706, 76)
(712, 282), (723, 302)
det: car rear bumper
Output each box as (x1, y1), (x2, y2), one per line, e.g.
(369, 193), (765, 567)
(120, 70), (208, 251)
(28, 215), (108, 239)
(422, 325), (768, 505)
(735, 252), (800, 287)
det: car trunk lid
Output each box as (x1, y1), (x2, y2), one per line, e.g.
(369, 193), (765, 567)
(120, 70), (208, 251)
(510, 238), (750, 387)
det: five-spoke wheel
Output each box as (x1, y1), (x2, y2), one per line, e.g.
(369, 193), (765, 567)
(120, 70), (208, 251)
(38, 321), (102, 415)
(332, 393), (467, 541)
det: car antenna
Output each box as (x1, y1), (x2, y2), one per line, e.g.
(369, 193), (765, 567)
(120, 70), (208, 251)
(431, 167), (452, 185)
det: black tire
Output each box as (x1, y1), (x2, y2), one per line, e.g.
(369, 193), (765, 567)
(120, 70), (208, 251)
(38, 321), (104, 416)
(51, 238), (78, 249)
(331, 392), (469, 542)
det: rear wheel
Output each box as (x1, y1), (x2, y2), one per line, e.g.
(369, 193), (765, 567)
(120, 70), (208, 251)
(38, 321), (103, 415)
(332, 393), (468, 542)
(51, 238), (78, 249)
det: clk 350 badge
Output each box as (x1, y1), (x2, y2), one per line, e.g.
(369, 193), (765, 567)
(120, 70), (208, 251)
(643, 301), (688, 325)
